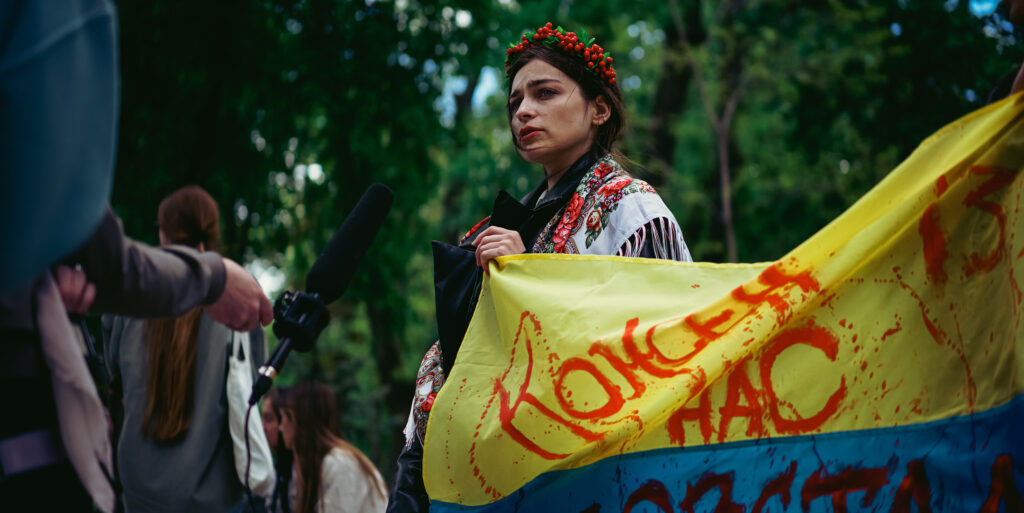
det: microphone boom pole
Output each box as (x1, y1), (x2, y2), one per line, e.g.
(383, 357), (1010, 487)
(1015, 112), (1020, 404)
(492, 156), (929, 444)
(248, 291), (330, 405)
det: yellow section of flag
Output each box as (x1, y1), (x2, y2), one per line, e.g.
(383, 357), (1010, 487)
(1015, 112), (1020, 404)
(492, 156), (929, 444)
(424, 96), (1024, 506)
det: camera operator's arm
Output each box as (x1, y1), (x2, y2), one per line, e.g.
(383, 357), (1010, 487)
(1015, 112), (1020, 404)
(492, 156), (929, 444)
(64, 208), (272, 330)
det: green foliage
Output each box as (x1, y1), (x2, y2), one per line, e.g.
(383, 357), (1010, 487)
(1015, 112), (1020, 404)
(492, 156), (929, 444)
(111, 0), (1021, 481)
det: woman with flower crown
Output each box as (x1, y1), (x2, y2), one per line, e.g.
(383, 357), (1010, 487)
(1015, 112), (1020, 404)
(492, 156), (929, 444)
(386, 23), (692, 512)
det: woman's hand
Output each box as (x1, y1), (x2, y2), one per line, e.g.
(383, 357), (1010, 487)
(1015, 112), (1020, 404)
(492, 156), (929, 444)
(473, 226), (525, 273)
(54, 265), (96, 314)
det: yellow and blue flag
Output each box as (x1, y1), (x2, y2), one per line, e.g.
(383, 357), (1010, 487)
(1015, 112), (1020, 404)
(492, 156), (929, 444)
(423, 95), (1024, 512)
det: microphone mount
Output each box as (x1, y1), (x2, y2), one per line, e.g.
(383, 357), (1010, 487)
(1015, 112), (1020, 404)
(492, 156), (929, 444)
(272, 291), (330, 349)
(248, 290), (330, 405)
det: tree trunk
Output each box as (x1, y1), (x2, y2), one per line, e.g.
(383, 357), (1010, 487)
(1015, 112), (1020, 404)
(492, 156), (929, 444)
(715, 121), (737, 263)
(649, 4), (707, 187)
(453, 73), (480, 129)
(668, 0), (745, 262)
(716, 0), (745, 263)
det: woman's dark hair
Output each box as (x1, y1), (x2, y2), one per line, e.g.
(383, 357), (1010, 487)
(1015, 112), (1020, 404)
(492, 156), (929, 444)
(156, 185), (221, 250)
(141, 185), (220, 441)
(266, 387), (293, 513)
(280, 382), (386, 513)
(506, 42), (626, 156)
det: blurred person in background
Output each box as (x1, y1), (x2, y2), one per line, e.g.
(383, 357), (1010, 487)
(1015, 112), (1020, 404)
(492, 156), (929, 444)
(104, 186), (271, 513)
(278, 382), (387, 513)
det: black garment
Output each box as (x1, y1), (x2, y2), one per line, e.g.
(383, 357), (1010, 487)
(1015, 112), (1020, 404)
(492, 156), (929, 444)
(0, 327), (55, 440)
(386, 431), (428, 513)
(0, 323), (90, 512)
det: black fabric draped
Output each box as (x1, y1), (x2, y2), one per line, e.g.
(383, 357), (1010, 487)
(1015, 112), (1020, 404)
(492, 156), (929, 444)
(431, 152), (599, 377)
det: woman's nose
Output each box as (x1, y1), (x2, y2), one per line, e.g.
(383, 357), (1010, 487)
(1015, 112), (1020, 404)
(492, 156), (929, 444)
(516, 99), (535, 121)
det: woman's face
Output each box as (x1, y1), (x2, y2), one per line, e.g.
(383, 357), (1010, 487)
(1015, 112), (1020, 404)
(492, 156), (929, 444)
(279, 408), (295, 449)
(261, 399), (279, 448)
(508, 59), (607, 173)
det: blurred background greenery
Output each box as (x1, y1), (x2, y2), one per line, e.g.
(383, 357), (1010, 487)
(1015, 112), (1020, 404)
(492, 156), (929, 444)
(106, 0), (1021, 480)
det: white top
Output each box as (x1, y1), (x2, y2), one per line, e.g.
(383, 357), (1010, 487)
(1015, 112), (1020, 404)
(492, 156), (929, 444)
(295, 447), (386, 513)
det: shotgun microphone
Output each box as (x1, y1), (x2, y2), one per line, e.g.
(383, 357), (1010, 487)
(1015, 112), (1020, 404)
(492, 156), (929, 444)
(249, 184), (394, 404)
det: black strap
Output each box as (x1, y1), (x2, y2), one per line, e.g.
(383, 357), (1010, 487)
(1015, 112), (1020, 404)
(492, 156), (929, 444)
(71, 315), (110, 395)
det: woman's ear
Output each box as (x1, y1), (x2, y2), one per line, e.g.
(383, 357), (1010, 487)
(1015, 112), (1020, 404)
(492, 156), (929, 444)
(592, 96), (611, 126)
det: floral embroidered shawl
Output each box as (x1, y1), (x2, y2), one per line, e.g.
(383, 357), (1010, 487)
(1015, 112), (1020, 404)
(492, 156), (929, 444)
(529, 155), (683, 256)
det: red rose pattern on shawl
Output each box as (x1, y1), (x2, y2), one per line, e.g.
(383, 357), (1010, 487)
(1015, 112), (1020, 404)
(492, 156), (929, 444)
(585, 209), (601, 231)
(552, 193), (585, 253)
(598, 177), (631, 196)
(593, 162), (615, 180)
(584, 178), (656, 247)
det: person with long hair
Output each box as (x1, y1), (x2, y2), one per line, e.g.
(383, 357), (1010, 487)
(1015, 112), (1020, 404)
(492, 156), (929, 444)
(388, 23), (693, 512)
(104, 185), (269, 512)
(277, 382), (387, 513)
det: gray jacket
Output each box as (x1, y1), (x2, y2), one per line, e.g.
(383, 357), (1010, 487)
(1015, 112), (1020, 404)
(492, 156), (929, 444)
(104, 314), (266, 513)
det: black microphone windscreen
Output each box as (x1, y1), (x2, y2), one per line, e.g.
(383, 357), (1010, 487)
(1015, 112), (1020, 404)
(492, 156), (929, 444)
(306, 183), (394, 303)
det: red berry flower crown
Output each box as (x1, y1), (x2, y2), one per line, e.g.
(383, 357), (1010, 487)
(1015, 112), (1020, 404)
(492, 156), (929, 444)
(505, 23), (616, 86)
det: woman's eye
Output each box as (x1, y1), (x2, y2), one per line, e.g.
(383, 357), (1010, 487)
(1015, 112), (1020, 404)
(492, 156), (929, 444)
(509, 99), (521, 112)
(539, 88), (556, 98)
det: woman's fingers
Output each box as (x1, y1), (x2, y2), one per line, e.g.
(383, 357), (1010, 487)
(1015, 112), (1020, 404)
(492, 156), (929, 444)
(473, 228), (525, 272)
(472, 226), (504, 241)
(473, 227), (526, 253)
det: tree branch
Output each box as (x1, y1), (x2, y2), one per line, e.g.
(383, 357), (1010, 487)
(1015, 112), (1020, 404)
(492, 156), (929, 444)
(668, 0), (721, 131)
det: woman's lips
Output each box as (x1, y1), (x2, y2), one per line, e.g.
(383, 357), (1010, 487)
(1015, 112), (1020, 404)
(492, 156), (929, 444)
(520, 127), (541, 141)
